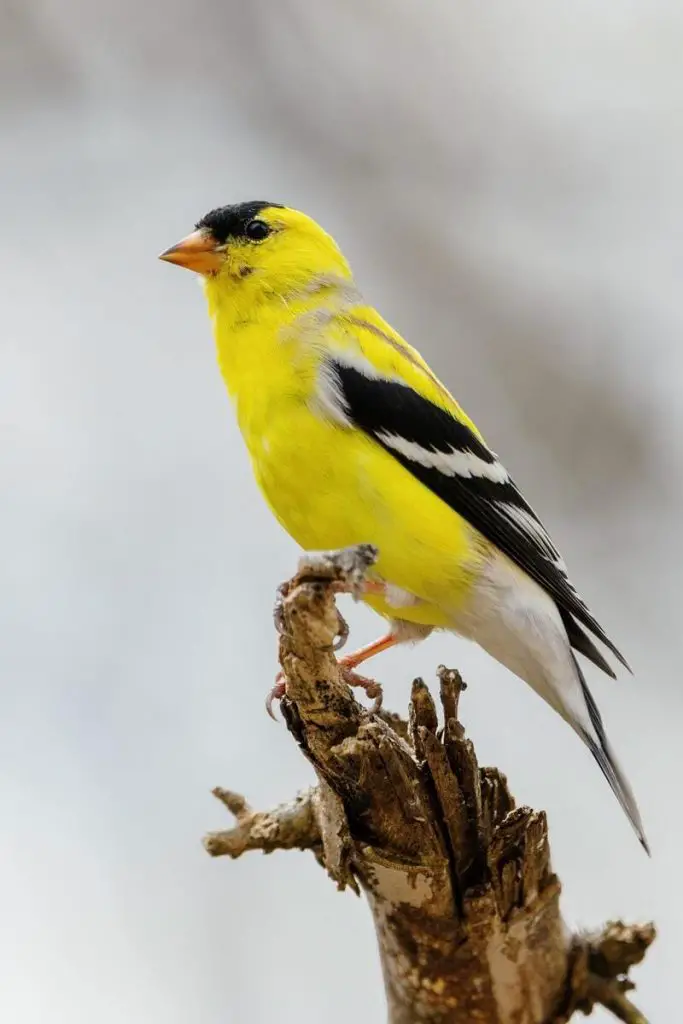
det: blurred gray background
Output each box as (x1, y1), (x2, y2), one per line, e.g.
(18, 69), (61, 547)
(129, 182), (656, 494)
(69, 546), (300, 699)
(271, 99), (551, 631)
(2, 1), (681, 1020)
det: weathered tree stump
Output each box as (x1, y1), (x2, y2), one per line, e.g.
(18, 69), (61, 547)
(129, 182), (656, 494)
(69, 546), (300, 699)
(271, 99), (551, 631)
(205, 546), (654, 1023)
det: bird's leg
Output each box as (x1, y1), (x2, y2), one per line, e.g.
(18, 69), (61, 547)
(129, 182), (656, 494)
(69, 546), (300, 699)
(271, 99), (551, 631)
(339, 631), (398, 670)
(331, 577), (386, 599)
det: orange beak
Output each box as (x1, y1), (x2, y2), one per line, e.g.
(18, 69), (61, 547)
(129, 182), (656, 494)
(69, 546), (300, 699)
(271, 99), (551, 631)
(158, 229), (222, 275)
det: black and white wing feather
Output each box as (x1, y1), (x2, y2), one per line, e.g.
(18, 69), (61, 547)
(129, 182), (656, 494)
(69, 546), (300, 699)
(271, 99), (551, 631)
(325, 359), (630, 676)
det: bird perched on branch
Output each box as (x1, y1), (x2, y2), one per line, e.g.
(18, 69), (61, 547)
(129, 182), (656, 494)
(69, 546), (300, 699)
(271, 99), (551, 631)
(160, 201), (648, 851)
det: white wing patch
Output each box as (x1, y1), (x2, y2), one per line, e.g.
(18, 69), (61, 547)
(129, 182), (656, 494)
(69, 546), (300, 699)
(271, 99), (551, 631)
(312, 359), (353, 426)
(376, 430), (510, 484)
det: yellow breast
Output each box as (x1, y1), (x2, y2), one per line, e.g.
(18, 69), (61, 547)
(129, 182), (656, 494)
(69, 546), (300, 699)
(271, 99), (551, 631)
(207, 281), (485, 625)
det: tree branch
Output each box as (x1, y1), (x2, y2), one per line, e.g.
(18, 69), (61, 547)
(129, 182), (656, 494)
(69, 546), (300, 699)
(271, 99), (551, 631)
(205, 545), (654, 1023)
(203, 787), (321, 859)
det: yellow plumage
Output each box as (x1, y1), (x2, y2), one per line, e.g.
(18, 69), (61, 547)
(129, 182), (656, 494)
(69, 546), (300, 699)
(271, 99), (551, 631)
(160, 200), (648, 851)
(202, 207), (484, 628)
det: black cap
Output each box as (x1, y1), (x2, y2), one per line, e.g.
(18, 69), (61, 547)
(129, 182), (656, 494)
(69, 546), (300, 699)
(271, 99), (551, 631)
(195, 201), (284, 244)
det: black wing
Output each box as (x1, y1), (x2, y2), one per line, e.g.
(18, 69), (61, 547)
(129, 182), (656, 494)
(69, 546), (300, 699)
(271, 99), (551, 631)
(327, 359), (629, 674)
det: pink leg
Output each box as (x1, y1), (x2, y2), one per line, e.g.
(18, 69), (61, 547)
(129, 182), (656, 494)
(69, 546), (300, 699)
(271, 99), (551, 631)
(330, 577), (386, 600)
(339, 632), (398, 671)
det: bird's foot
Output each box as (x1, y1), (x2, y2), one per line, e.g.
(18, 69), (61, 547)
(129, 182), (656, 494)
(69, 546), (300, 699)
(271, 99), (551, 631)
(267, 589), (390, 720)
(265, 663), (384, 720)
(340, 666), (384, 714)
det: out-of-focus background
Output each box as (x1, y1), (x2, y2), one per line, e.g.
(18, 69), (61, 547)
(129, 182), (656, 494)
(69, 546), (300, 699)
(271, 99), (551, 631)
(2, 2), (681, 1020)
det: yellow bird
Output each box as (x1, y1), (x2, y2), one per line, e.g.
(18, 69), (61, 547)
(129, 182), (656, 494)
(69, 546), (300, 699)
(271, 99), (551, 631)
(160, 201), (647, 851)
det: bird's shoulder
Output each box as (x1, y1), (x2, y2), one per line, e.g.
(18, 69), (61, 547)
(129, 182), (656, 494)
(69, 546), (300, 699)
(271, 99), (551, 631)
(326, 305), (485, 440)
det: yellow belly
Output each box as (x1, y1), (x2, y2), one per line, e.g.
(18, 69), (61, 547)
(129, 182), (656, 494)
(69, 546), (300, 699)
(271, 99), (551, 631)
(247, 403), (484, 628)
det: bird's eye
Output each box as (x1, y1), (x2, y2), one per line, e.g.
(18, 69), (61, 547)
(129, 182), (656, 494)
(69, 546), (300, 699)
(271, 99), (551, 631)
(245, 219), (270, 241)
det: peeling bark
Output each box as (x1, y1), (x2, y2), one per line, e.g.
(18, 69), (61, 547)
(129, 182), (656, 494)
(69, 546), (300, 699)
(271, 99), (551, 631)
(206, 546), (654, 1023)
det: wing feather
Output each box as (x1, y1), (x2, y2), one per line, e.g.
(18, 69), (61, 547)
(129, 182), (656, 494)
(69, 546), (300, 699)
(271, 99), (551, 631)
(325, 358), (630, 675)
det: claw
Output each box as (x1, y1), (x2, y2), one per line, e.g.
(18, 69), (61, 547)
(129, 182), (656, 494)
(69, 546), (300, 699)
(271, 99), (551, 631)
(333, 608), (350, 651)
(265, 673), (287, 721)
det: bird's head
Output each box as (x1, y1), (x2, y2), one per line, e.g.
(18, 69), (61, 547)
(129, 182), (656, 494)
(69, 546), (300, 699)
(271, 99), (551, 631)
(159, 202), (352, 302)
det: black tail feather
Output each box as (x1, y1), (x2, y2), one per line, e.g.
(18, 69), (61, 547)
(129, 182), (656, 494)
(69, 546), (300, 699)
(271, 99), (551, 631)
(572, 654), (650, 855)
(561, 609), (617, 679)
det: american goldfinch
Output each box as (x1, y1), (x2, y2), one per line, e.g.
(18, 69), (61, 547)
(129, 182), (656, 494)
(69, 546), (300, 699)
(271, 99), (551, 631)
(160, 201), (647, 851)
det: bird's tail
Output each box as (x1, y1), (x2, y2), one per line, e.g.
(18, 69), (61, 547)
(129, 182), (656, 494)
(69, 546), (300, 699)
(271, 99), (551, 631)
(571, 653), (650, 855)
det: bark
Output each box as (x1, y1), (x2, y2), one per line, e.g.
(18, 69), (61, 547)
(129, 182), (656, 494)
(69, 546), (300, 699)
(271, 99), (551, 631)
(205, 545), (654, 1023)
